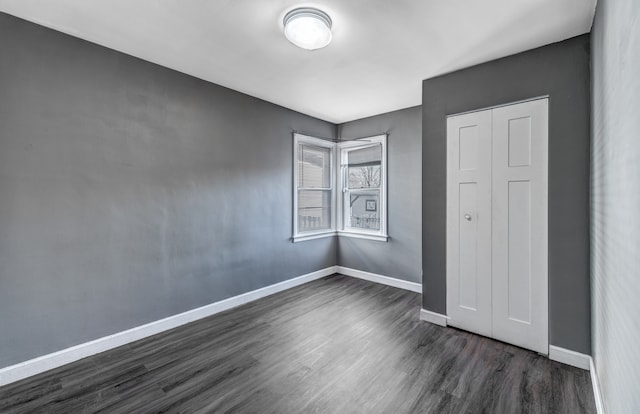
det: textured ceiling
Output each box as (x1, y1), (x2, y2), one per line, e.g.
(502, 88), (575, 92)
(0, 0), (596, 123)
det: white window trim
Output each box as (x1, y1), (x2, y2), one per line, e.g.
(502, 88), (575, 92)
(292, 133), (388, 243)
(337, 231), (389, 242)
(292, 133), (336, 242)
(337, 135), (388, 242)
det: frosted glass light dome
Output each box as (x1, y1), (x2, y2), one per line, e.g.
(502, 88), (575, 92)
(283, 8), (332, 50)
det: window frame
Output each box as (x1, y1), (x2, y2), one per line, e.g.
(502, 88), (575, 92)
(337, 135), (388, 242)
(292, 133), (337, 242)
(292, 133), (388, 243)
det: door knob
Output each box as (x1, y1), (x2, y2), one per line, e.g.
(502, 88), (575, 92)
(464, 213), (472, 221)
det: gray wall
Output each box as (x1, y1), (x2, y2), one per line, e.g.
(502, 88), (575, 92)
(422, 35), (591, 353)
(0, 13), (336, 368)
(337, 107), (422, 283)
(591, 0), (640, 412)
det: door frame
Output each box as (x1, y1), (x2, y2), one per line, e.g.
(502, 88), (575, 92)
(445, 96), (550, 354)
(447, 95), (550, 118)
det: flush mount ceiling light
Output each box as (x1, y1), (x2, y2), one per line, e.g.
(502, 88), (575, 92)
(283, 7), (332, 50)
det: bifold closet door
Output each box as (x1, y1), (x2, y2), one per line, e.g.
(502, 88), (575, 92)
(491, 99), (548, 354)
(446, 109), (493, 337)
(446, 98), (548, 354)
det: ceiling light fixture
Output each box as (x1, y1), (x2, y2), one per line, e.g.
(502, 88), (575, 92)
(283, 7), (332, 51)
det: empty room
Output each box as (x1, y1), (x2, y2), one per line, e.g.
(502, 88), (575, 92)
(0, 0), (637, 413)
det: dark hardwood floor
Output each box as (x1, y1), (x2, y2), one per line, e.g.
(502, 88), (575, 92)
(0, 274), (595, 413)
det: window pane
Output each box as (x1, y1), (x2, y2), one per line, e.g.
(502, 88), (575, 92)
(347, 191), (380, 230)
(348, 145), (381, 189)
(299, 144), (331, 188)
(298, 190), (331, 232)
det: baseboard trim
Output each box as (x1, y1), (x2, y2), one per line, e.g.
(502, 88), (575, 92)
(336, 266), (422, 293)
(419, 309), (448, 327)
(548, 345), (591, 371)
(590, 357), (606, 414)
(0, 266), (338, 387)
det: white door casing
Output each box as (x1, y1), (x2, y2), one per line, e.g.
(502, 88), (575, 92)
(446, 98), (548, 354)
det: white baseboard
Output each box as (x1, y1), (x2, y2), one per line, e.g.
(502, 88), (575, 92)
(590, 357), (606, 414)
(419, 309), (448, 327)
(548, 348), (606, 412)
(336, 266), (422, 293)
(548, 345), (591, 370)
(0, 266), (338, 387)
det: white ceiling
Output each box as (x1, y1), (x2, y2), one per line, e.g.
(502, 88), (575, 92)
(0, 0), (596, 123)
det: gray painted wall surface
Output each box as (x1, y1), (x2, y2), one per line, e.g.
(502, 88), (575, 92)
(422, 35), (591, 353)
(337, 107), (422, 283)
(0, 13), (336, 367)
(591, 0), (640, 412)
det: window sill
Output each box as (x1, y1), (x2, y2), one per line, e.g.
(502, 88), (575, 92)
(292, 231), (337, 243)
(337, 231), (389, 242)
(292, 231), (389, 243)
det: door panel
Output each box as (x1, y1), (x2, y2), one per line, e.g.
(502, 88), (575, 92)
(507, 117), (532, 167)
(459, 125), (479, 171)
(491, 99), (548, 354)
(458, 182), (478, 310)
(446, 110), (492, 337)
(507, 180), (531, 323)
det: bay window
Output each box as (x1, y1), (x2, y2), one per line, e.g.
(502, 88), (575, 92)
(293, 133), (387, 242)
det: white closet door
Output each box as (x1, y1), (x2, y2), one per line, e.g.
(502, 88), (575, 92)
(491, 99), (548, 354)
(446, 109), (493, 337)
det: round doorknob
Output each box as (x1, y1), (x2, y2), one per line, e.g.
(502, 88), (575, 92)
(464, 213), (472, 221)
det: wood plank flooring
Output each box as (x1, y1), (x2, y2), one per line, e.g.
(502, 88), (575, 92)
(0, 274), (595, 413)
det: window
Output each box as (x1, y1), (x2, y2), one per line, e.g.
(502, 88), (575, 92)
(293, 134), (335, 242)
(338, 135), (387, 241)
(293, 133), (387, 242)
